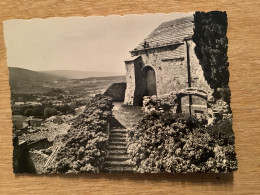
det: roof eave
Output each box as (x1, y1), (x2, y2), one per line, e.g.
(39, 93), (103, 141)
(130, 42), (184, 54)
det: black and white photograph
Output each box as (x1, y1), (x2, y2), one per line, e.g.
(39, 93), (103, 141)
(4, 11), (238, 174)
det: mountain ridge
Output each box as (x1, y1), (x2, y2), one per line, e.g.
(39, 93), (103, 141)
(40, 70), (124, 79)
(8, 67), (66, 89)
(8, 67), (125, 91)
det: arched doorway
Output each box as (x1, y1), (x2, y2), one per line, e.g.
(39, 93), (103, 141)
(142, 66), (157, 96)
(175, 88), (208, 117)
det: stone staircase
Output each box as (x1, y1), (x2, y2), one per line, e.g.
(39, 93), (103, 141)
(103, 128), (134, 172)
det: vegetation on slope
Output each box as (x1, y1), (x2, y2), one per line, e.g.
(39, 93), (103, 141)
(46, 94), (113, 173)
(127, 112), (237, 173)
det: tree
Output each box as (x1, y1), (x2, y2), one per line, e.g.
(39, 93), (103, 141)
(33, 106), (44, 118)
(192, 11), (230, 103)
(44, 107), (57, 118)
(24, 109), (34, 117)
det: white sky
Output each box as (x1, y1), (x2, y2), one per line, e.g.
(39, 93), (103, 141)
(4, 12), (193, 74)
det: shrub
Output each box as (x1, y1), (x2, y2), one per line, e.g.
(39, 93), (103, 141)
(24, 109), (34, 116)
(46, 94), (113, 173)
(44, 107), (57, 118)
(56, 104), (75, 115)
(127, 112), (237, 173)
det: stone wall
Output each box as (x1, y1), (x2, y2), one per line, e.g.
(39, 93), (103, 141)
(133, 57), (146, 105)
(128, 40), (211, 102)
(124, 56), (146, 105)
(142, 94), (177, 114)
(131, 45), (189, 97)
(104, 82), (126, 102)
(124, 60), (136, 105)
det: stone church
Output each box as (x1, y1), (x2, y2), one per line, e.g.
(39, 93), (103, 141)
(123, 16), (213, 116)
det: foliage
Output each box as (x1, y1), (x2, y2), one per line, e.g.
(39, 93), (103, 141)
(44, 107), (57, 118)
(127, 112), (237, 173)
(45, 88), (65, 96)
(24, 108), (34, 117)
(56, 104), (75, 115)
(46, 94), (113, 173)
(11, 92), (36, 102)
(193, 11), (230, 103)
(193, 11), (229, 89)
(205, 119), (235, 146)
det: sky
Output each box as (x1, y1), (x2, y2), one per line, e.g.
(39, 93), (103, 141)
(4, 12), (193, 74)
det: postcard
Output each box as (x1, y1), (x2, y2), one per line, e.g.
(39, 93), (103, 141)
(4, 11), (237, 174)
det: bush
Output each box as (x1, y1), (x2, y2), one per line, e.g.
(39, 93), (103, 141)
(56, 104), (75, 115)
(24, 109), (34, 116)
(45, 88), (65, 96)
(205, 119), (235, 146)
(46, 94), (113, 173)
(44, 107), (57, 118)
(127, 112), (237, 173)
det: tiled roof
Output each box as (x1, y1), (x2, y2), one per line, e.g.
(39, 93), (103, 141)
(161, 45), (185, 61)
(132, 16), (194, 52)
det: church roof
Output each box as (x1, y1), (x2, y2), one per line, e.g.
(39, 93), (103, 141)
(161, 45), (185, 61)
(131, 16), (194, 52)
(124, 55), (141, 62)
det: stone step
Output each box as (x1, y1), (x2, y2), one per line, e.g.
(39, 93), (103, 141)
(108, 149), (128, 155)
(110, 129), (127, 134)
(109, 133), (127, 138)
(109, 137), (126, 142)
(106, 154), (130, 161)
(103, 166), (134, 173)
(108, 142), (127, 147)
(104, 160), (134, 167)
(108, 145), (127, 150)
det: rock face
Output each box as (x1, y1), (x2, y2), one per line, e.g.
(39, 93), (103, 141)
(104, 82), (126, 102)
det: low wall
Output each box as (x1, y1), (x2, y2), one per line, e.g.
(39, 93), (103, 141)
(104, 82), (126, 102)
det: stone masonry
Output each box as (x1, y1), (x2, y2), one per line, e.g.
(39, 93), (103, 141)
(123, 16), (213, 117)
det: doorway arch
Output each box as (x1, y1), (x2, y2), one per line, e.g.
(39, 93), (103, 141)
(142, 66), (157, 96)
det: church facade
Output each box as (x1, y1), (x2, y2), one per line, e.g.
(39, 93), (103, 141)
(123, 16), (213, 116)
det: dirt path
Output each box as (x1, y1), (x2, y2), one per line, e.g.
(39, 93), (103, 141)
(112, 102), (143, 129)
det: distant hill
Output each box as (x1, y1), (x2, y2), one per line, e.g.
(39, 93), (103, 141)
(78, 75), (126, 82)
(40, 70), (125, 79)
(9, 67), (66, 90)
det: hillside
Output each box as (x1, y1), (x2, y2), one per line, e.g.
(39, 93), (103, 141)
(8, 67), (66, 90)
(41, 70), (124, 79)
